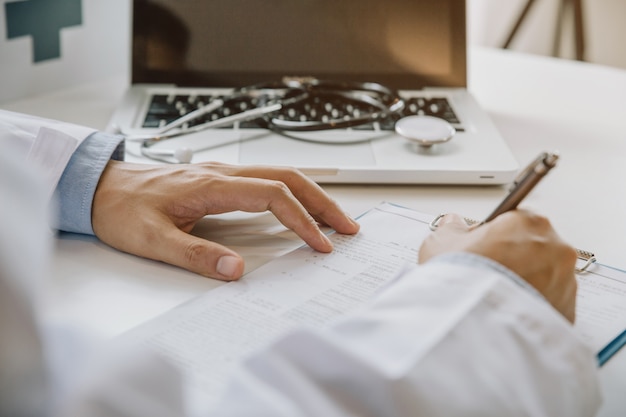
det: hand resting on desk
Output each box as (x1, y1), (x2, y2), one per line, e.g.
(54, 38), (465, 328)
(419, 211), (578, 323)
(92, 161), (360, 281)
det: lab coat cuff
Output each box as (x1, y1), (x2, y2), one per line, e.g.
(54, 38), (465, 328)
(54, 132), (125, 235)
(426, 252), (546, 301)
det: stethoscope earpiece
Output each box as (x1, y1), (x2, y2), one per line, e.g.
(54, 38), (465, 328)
(140, 145), (193, 163)
(173, 147), (194, 163)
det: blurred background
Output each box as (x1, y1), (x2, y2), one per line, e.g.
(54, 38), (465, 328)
(1, 0), (624, 103)
(469, 0), (626, 68)
(0, 0), (129, 103)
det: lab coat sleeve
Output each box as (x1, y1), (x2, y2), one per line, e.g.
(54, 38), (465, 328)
(0, 109), (124, 234)
(0, 109), (98, 198)
(0, 131), (52, 417)
(1, 139), (181, 417)
(210, 253), (601, 417)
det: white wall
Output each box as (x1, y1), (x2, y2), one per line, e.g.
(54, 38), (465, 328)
(468, 0), (626, 69)
(0, 0), (131, 103)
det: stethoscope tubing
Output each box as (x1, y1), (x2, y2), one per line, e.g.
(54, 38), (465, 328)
(126, 101), (283, 143)
(125, 79), (407, 162)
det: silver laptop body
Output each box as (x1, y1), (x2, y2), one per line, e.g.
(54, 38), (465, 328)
(109, 0), (519, 184)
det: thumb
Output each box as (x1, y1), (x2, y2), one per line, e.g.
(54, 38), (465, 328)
(156, 225), (245, 281)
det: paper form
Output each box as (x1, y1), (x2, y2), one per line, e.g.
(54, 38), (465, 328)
(121, 203), (432, 403)
(575, 264), (626, 353)
(120, 202), (626, 405)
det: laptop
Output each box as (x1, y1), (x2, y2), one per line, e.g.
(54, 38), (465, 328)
(108, 0), (519, 184)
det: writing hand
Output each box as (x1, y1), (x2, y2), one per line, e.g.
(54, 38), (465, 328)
(419, 211), (578, 323)
(92, 161), (359, 281)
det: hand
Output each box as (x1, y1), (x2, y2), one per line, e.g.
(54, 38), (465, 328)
(92, 161), (359, 281)
(419, 211), (578, 322)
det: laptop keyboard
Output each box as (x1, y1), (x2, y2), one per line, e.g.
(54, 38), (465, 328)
(142, 93), (460, 131)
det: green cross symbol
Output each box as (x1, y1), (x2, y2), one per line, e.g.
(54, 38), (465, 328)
(5, 0), (82, 63)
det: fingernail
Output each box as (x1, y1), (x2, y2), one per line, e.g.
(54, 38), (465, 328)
(217, 255), (241, 279)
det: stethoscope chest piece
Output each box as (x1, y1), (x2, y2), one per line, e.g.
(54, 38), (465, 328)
(395, 115), (456, 148)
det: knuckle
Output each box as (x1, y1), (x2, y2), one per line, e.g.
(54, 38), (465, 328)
(534, 214), (552, 230)
(522, 210), (550, 229)
(276, 166), (313, 190)
(272, 164), (300, 176)
(281, 165), (303, 178)
(183, 241), (206, 265)
(267, 180), (292, 198)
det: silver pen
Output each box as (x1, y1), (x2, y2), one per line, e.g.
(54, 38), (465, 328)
(481, 151), (559, 224)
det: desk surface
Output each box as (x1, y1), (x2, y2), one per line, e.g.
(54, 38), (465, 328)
(3, 47), (626, 416)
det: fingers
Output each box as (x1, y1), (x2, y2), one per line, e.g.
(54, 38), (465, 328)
(186, 163), (359, 252)
(156, 223), (245, 281)
(151, 174), (336, 278)
(246, 177), (338, 252)
(195, 175), (337, 252)
(94, 161), (359, 279)
(211, 164), (360, 235)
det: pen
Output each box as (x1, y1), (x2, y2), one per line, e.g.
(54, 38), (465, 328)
(481, 151), (559, 224)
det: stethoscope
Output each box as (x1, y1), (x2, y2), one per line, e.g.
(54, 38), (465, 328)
(114, 78), (456, 163)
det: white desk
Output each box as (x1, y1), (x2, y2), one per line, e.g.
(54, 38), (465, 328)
(3, 47), (625, 416)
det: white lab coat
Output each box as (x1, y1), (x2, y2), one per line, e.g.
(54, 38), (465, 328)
(0, 110), (96, 198)
(0, 111), (601, 417)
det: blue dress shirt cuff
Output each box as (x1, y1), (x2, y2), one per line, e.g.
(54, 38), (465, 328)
(54, 132), (125, 235)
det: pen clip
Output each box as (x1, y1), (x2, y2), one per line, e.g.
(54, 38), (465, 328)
(509, 151), (557, 191)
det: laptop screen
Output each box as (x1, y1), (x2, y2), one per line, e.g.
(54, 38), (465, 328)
(132, 0), (466, 90)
